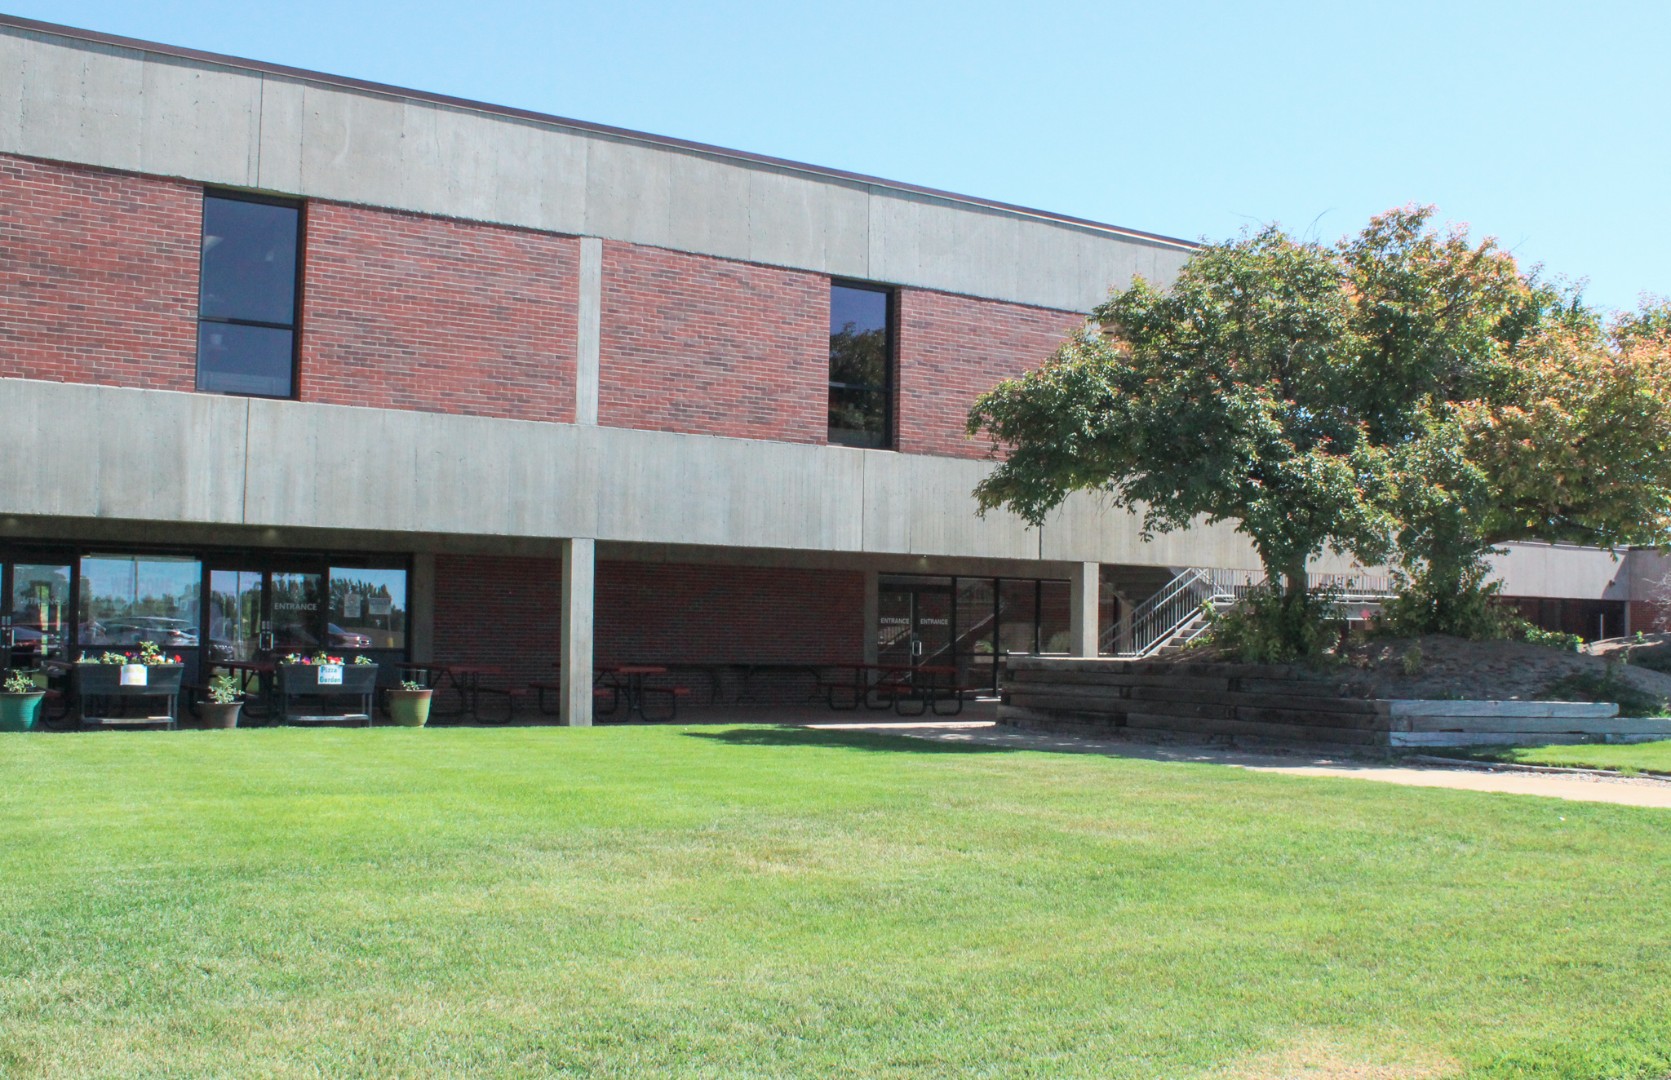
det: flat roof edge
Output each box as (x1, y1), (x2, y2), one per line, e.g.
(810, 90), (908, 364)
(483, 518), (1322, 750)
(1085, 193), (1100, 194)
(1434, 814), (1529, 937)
(0, 12), (1197, 253)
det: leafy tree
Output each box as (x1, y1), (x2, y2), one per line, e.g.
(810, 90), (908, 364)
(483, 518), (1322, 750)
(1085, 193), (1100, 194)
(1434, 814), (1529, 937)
(968, 206), (1671, 653)
(966, 225), (1396, 655)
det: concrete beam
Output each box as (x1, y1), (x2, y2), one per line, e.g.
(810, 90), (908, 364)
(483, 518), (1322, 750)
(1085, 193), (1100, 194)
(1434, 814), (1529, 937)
(560, 536), (595, 726)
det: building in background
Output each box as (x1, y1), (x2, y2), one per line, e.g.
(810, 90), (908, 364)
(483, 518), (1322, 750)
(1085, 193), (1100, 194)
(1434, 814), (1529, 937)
(0, 16), (1650, 723)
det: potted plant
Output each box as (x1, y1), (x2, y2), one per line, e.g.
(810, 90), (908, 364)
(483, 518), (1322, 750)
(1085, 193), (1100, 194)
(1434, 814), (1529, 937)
(386, 679), (433, 727)
(0, 669), (46, 732)
(200, 672), (244, 729)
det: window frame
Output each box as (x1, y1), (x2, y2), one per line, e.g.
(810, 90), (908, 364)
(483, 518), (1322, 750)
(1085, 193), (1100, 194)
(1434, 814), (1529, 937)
(196, 189), (305, 400)
(827, 279), (896, 450)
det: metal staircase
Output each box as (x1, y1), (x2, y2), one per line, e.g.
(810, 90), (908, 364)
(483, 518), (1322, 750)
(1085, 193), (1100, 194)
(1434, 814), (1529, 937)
(1103, 568), (1396, 658)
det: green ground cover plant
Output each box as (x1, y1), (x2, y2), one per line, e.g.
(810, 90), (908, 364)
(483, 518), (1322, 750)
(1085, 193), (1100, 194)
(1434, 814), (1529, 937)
(1452, 739), (1671, 777)
(2, 726), (1669, 1078)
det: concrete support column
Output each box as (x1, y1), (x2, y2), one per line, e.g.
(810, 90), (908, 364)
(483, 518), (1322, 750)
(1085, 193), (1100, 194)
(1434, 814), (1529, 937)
(1069, 561), (1100, 658)
(560, 537), (596, 726)
(410, 552), (436, 662)
(862, 569), (880, 665)
(575, 237), (602, 425)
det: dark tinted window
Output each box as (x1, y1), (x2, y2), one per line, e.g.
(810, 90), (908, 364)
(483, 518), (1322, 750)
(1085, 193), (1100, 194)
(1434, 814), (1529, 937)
(828, 283), (892, 448)
(197, 193), (300, 397)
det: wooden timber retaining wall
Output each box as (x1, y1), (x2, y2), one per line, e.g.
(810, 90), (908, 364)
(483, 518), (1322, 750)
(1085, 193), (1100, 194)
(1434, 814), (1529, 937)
(1000, 657), (1664, 748)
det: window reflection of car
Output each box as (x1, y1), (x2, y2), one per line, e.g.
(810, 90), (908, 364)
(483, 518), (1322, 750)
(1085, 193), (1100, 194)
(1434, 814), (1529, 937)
(329, 623), (372, 649)
(271, 624), (371, 650)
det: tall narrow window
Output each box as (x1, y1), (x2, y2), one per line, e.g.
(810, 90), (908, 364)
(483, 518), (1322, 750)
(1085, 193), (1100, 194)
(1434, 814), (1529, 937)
(828, 282), (893, 448)
(197, 193), (301, 397)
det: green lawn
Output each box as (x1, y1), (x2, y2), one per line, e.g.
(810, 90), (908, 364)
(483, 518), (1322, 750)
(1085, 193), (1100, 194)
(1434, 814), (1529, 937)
(1460, 739), (1671, 776)
(3, 726), (1669, 1079)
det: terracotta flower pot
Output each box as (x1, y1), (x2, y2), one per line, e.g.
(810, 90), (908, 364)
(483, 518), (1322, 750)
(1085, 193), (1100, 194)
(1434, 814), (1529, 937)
(386, 688), (432, 727)
(200, 701), (242, 729)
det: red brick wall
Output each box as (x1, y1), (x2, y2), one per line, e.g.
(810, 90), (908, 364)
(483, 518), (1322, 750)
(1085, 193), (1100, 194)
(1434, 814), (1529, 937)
(432, 554), (561, 689)
(596, 562), (864, 665)
(431, 557), (865, 705)
(598, 242), (828, 442)
(896, 288), (1080, 458)
(1631, 600), (1670, 634)
(0, 154), (199, 389)
(302, 202), (578, 421)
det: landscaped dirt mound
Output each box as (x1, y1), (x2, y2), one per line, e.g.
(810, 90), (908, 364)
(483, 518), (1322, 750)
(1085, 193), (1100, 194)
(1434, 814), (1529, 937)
(1178, 634), (1671, 709)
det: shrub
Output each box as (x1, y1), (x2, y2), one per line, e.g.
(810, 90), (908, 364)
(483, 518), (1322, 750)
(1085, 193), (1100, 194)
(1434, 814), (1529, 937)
(1198, 584), (1345, 664)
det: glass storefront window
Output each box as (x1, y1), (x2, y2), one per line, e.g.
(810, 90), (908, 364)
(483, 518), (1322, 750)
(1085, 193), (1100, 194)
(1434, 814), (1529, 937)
(78, 555), (202, 651)
(1038, 580), (1072, 654)
(329, 567), (407, 650)
(997, 580), (1039, 655)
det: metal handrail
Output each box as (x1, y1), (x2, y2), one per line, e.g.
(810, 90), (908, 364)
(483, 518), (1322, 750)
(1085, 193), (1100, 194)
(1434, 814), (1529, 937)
(1106, 567), (1396, 658)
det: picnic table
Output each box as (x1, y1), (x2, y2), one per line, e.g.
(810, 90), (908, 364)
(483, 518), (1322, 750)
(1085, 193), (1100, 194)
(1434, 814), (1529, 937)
(818, 663), (967, 716)
(595, 664), (678, 721)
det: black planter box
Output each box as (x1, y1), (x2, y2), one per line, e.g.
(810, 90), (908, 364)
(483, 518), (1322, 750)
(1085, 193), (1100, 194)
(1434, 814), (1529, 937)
(276, 663), (379, 725)
(75, 663), (185, 729)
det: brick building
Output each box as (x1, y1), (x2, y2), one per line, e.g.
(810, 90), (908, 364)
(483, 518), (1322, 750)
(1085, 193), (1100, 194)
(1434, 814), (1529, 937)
(0, 16), (1651, 724)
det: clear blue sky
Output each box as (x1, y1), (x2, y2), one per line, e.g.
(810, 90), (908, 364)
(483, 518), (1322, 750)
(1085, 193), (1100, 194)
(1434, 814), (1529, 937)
(12, 0), (1668, 312)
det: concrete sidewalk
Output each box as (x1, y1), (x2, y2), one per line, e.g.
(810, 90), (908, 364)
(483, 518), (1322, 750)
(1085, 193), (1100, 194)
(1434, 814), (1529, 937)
(799, 717), (1671, 810)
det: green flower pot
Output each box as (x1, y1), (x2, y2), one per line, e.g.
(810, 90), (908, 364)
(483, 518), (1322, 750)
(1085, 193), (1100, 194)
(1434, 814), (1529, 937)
(0, 691), (45, 732)
(386, 688), (432, 728)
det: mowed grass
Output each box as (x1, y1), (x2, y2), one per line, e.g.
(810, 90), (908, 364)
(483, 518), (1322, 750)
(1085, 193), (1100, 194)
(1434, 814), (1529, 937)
(1466, 738), (1671, 776)
(2, 727), (1670, 1079)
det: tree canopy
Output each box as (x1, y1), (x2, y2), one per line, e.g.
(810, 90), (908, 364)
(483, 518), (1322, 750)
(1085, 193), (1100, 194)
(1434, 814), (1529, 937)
(967, 207), (1671, 652)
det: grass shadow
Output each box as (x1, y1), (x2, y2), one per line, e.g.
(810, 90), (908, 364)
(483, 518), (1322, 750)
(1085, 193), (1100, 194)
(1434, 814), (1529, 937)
(684, 726), (1014, 755)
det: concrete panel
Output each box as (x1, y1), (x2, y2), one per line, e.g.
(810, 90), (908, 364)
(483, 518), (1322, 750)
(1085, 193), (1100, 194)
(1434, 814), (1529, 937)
(745, 167), (869, 277)
(860, 451), (1038, 559)
(866, 189), (922, 287)
(0, 380), (246, 524)
(529, 125), (589, 236)
(139, 56), (261, 186)
(17, 35), (144, 173)
(298, 84), (408, 210)
(401, 100), (500, 223)
(241, 402), (598, 538)
(0, 31), (24, 151)
(667, 151), (751, 261)
(591, 427), (865, 550)
(1013, 219), (1086, 313)
(949, 206), (1022, 303)
(823, 180), (871, 281)
(1488, 542), (1627, 600)
(583, 137), (672, 243)
(254, 75), (304, 193)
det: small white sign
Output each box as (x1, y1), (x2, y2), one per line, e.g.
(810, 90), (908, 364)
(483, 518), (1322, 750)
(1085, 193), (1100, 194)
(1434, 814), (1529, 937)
(344, 593), (363, 619)
(318, 664), (344, 686)
(119, 664), (148, 687)
(368, 596), (393, 617)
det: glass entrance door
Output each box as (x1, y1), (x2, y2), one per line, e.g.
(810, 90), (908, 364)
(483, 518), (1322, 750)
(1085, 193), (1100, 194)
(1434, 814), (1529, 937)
(877, 580), (954, 669)
(4, 560), (73, 668)
(207, 567), (324, 662)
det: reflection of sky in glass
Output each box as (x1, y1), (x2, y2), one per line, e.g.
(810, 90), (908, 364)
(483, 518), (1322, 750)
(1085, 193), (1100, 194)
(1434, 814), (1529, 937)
(831, 285), (887, 335)
(81, 556), (202, 616)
